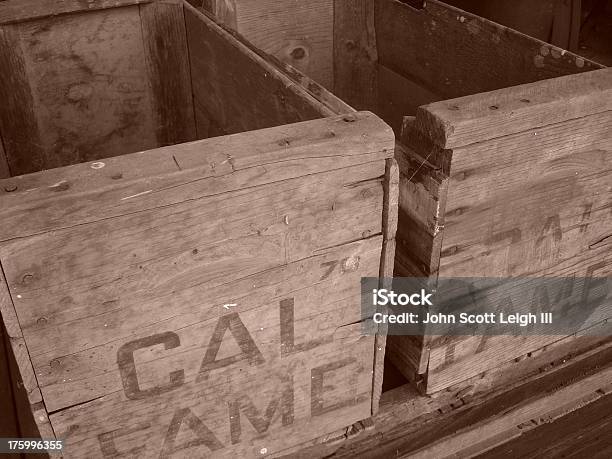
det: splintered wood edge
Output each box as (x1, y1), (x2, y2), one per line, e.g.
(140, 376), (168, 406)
(415, 67), (612, 149)
(0, 0), (155, 25)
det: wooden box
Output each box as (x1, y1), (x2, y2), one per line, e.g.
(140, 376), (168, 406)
(200, 0), (612, 395)
(0, 1), (397, 456)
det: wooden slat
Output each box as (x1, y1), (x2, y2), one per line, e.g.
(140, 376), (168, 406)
(0, 24), (45, 176)
(417, 68), (612, 149)
(333, 0), (378, 111)
(280, 332), (612, 457)
(372, 158), (400, 415)
(0, 112), (394, 241)
(0, 139), (9, 179)
(411, 365), (612, 458)
(375, 0), (603, 104)
(0, 0), (153, 25)
(184, 2), (333, 135)
(140, 1), (197, 146)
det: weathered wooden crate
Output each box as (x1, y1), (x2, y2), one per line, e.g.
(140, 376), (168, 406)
(199, 0), (612, 395)
(0, 0), (397, 456)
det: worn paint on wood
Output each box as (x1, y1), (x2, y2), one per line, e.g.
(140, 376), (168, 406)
(0, 105), (394, 456)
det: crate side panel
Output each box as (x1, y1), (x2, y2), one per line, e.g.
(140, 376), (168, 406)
(375, 0), (603, 103)
(0, 161), (384, 411)
(1, 6), (158, 175)
(427, 110), (612, 392)
(184, 4), (329, 136)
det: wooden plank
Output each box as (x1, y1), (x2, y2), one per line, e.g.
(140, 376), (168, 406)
(184, 2), (333, 135)
(279, 332), (612, 458)
(230, 0), (334, 89)
(1, 6), (159, 175)
(416, 68), (612, 149)
(372, 158), (399, 415)
(140, 1), (197, 146)
(0, 139), (9, 179)
(0, 112), (394, 241)
(333, 0), (378, 111)
(410, 365), (612, 458)
(1, 162), (385, 409)
(0, 0), (153, 25)
(375, 0), (603, 104)
(0, 24), (45, 176)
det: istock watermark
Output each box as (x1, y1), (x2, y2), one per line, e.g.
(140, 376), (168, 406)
(362, 276), (612, 336)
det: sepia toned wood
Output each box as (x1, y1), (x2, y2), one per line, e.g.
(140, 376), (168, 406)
(0, 0), (153, 25)
(0, 325), (19, 444)
(0, 140), (8, 179)
(377, 65), (442, 134)
(184, 2), (333, 135)
(372, 158), (399, 415)
(388, 68), (612, 394)
(0, 112), (393, 241)
(281, 332), (612, 457)
(416, 67), (612, 149)
(375, 0), (603, 103)
(229, 0), (334, 88)
(0, 24), (45, 176)
(0, 6), (159, 175)
(140, 1), (197, 146)
(333, 0), (378, 111)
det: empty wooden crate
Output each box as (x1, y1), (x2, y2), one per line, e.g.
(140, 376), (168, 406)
(200, 0), (612, 395)
(0, 0), (397, 456)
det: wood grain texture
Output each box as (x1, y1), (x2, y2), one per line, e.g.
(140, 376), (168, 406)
(0, 108), (393, 455)
(390, 71), (612, 393)
(333, 0), (378, 111)
(375, 0), (603, 103)
(140, 1), (197, 146)
(185, 2), (331, 135)
(0, 24), (45, 176)
(0, 0), (153, 25)
(372, 158), (399, 414)
(230, 0), (334, 88)
(417, 68), (612, 149)
(0, 112), (394, 241)
(282, 333), (612, 458)
(0, 138), (9, 179)
(1, 6), (159, 175)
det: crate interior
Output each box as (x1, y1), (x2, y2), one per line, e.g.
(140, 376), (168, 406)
(334, 0), (605, 135)
(0, 1), (330, 179)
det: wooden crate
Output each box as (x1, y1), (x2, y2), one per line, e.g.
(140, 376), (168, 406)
(0, 1), (397, 456)
(199, 0), (612, 395)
